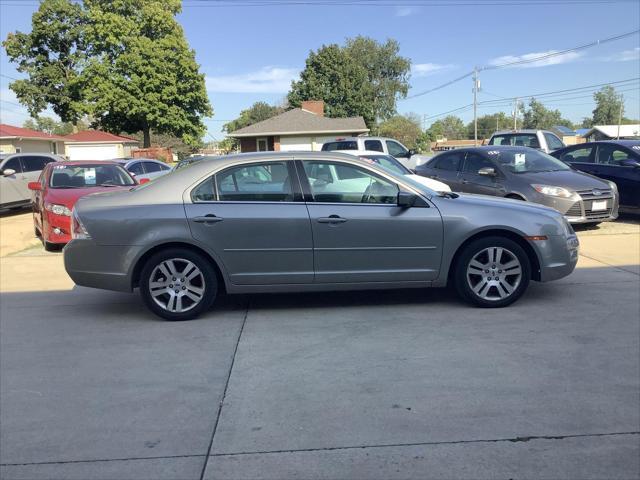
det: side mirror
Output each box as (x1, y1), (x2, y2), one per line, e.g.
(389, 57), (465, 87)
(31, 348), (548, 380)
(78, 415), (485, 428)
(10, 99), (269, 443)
(397, 191), (417, 208)
(138, 178), (151, 185)
(28, 182), (41, 191)
(407, 149), (416, 157)
(478, 167), (497, 177)
(2, 168), (16, 177)
(621, 159), (640, 168)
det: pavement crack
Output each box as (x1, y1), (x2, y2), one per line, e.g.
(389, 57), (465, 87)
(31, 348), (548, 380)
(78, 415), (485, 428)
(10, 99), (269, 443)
(199, 298), (250, 480)
(210, 431), (640, 458)
(1, 453), (206, 467)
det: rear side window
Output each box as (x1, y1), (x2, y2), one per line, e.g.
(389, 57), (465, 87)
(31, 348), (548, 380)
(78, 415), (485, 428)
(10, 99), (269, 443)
(215, 162), (294, 202)
(559, 147), (594, 163)
(544, 133), (565, 150)
(128, 162), (145, 175)
(321, 141), (357, 151)
(432, 153), (462, 171)
(364, 140), (384, 152)
(2, 157), (23, 173)
(596, 145), (633, 165)
(20, 156), (48, 172)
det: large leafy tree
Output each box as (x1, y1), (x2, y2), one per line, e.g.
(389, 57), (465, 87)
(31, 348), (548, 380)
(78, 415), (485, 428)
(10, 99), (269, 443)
(592, 85), (624, 125)
(223, 102), (285, 133)
(344, 36), (411, 123)
(521, 98), (573, 130)
(465, 112), (513, 139)
(3, 0), (87, 124)
(427, 115), (466, 140)
(378, 114), (424, 150)
(82, 0), (212, 147)
(23, 115), (86, 135)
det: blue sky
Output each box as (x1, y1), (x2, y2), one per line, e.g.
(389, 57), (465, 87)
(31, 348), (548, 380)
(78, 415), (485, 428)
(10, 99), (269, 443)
(1, 0), (639, 142)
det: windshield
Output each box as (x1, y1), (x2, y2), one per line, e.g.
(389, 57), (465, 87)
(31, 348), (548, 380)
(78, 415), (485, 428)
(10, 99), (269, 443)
(488, 149), (571, 174)
(358, 154), (410, 175)
(50, 164), (136, 188)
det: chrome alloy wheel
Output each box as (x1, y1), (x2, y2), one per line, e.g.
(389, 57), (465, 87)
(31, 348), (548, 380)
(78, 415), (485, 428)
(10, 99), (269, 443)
(148, 258), (205, 313)
(466, 247), (522, 301)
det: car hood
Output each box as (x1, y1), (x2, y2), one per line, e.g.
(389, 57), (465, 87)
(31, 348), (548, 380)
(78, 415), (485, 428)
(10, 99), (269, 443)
(46, 186), (131, 208)
(516, 170), (610, 191)
(450, 192), (560, 217)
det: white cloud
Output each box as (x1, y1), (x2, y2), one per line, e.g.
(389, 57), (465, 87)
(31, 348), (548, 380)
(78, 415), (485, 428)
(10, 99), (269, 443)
(413, 63), (456, 77)
(488, 50), (583, 69)
(396, 6), (416, 16)
(602, 47), (640, 62)
(206, 67), (299, 94)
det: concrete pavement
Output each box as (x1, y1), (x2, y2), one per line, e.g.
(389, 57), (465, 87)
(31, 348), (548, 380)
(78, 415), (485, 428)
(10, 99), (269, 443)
(1, 213), (638, 479)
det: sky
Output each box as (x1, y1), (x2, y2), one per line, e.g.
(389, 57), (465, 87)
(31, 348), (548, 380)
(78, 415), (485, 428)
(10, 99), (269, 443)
(1, 0), (639, 143)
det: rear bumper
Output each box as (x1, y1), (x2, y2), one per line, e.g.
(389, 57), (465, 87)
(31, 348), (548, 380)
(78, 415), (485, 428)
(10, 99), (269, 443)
(64, 239), (140, 292)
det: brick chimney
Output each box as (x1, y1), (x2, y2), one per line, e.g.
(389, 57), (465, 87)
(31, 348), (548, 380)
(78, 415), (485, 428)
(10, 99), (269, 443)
(301, 100), (324, 117)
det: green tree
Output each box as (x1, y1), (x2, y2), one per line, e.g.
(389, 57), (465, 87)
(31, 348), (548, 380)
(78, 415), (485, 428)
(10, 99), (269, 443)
(427, 115), (466, 140)
(521, 98), (573, 130)
(466, 112), (512, 139)
(224, 102), (285, 133)
(126, 130), (200, 159)
(22, 115), (81, 135)
(344, 36), (411, 123)
(288, 44), (373, 125)
(82, 0), (212, 148)
(378, 113), (423, 150)
(3, 0), (87, 124)
(592, 85), (624, 125)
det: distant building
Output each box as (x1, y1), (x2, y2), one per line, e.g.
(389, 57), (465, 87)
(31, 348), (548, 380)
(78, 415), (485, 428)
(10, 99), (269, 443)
(228, 100), (369, 153)
(431, 138), (486, 151)
(550, 125), (584, 146)
(64, 131), (140, 160)
(0, 123), (66, 155)
(581, 124), (640, 142)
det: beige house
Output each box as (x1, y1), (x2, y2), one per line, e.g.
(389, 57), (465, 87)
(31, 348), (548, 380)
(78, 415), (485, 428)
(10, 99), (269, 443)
(64, 130), (139, 160)
(0, 123), (66, 156)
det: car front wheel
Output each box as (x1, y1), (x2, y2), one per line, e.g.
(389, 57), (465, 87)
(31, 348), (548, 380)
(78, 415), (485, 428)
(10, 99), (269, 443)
(454, 236), (531, 308)
(140, 248), (217, 321)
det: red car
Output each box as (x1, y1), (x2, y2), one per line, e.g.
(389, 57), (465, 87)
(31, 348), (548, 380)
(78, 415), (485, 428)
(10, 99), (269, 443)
(29, 161), (148, 250)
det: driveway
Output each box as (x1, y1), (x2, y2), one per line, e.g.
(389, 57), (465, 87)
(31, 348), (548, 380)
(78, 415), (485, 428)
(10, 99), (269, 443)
(1, 213), (639, 479)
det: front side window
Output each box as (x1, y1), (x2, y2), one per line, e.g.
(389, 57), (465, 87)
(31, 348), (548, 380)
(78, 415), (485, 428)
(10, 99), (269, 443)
(215, 162), (293, 202)
(433, 152), (463, 171)
(50, 164), (135, 188)
(143, 162), (162, 173)
(364, 140), (384, 152)
(462, 153), (495, 174)
(20, 156), (47, 172)
(544, 133), (565, 150)
(559, 147), (594, 163)
(304, 161), (398, 204)
(596, 145), (632, 165)
(386, 140), (408, 157)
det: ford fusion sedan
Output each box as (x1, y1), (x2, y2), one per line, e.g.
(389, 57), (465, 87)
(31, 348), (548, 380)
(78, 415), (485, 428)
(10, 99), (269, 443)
(30, 161), (138, 250)
(64, 152), (579, 321)
(416, 146), (619, 224)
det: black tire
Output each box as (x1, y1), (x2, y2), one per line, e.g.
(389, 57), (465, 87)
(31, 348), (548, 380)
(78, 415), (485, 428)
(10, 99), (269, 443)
(44, 241), (60, 252)
(454, 236), (531, 308)
(139, 248), (217, 321)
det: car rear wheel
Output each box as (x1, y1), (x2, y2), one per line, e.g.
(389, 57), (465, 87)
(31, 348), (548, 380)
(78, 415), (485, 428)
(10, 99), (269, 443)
(454, 236), (530, 308)
(140, 248), (217, 321)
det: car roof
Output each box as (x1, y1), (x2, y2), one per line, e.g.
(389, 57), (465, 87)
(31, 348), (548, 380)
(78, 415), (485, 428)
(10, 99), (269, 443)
(491, 129), (550, 135)
(50, 160), (122, 166)
(333, 150), (394, 156)
(582, 139), (640, 147)
(433, 145), (536, 155)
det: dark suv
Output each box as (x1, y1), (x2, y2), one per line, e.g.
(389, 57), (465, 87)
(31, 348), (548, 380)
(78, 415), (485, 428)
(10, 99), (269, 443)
(416, 146), (619, 224)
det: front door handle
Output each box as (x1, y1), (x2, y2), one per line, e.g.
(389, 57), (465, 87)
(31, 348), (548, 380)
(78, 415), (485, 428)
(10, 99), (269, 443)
(317, 215), (347, 224)
(193, 214), (223, 224)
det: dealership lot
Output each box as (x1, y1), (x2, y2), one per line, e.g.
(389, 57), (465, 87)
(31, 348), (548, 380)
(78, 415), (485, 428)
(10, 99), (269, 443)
(0, 212), (639, 479)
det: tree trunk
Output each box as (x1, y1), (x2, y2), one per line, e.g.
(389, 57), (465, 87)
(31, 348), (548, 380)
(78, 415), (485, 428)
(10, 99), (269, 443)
(143, 127), (151, 148)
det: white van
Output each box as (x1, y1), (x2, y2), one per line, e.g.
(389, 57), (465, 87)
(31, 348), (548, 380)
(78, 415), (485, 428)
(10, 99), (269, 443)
(321, 136), (431, 170)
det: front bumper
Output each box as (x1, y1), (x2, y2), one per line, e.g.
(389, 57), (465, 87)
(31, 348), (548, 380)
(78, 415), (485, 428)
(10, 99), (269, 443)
(537, 234), (580, 282)
(563, 189), (619, 224)
(45, 211), (72, 244)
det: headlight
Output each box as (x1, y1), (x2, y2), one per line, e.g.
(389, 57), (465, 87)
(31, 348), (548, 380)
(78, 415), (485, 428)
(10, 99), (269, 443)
(45, 203), (72, 216)
(531, 184), (574, 198)
(607, 181), (618, 193)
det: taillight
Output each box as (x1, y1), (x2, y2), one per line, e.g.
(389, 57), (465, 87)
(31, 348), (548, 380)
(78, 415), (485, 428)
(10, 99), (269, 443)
(71, 209), (90, 240)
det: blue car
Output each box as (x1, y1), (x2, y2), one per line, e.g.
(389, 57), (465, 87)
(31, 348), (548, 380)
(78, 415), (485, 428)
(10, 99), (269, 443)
(551, 140), (640, 214)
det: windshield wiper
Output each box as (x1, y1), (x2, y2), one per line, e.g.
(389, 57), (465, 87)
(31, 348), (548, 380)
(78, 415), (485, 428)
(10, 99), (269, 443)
(97, 183), (120, 187)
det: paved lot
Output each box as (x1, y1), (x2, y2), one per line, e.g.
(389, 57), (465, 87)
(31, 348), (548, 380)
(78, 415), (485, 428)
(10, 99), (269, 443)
(1, 212), (639, 479)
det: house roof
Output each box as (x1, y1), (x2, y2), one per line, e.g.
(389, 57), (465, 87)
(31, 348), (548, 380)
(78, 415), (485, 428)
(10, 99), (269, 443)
(228, 108), (369, 138)
(64, 130), (139, 143)
(582, 124), (640, 138)
(0, 123), (66, 141)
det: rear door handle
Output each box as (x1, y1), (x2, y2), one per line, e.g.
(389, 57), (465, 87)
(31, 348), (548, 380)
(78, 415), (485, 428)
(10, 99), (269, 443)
(193, 214), (223, 224)
(317, 215), (347, 224)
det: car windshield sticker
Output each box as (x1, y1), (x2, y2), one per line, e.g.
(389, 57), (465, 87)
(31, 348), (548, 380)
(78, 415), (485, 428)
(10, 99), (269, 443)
(514, 153), (526, 166)
(84, 168), (96, 185)
(632, 145), (640, 151)
(53, 164), (66, 169)
(487, 150), (500, 155)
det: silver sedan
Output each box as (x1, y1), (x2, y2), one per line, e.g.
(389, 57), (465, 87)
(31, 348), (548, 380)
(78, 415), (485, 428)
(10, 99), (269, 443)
(64, 152), (579, 320)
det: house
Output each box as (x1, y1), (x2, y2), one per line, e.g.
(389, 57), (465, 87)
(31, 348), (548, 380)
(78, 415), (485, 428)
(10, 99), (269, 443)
(550, 125), (584, 146)
(64, 130), (140, 160)
(0, 123), (66, 156)
(228, 101), (369, 153)
(581, 124), (640, 142)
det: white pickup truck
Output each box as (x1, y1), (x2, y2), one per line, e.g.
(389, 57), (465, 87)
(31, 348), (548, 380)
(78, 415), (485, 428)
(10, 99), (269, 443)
(321, 136), (431, 170)
(487, 129), (565, 154)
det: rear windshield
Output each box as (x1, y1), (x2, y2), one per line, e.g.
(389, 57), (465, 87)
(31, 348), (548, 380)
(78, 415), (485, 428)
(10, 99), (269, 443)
(489, 134), (540, 149)
(321, 141), (358, 151)
(488, 149), (571, 174)
(50, 164), (135, 188)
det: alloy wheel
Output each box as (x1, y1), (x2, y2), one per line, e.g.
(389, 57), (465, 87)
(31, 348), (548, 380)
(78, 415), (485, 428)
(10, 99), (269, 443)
(466, 247), (522, 301)
(148, 258), (205, 313)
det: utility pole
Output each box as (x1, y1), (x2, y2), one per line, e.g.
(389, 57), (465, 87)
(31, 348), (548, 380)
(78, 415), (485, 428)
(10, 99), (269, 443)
(513, 98), (519, 130)
(473, 67), (479, 146)
(616, 94), (623, 139)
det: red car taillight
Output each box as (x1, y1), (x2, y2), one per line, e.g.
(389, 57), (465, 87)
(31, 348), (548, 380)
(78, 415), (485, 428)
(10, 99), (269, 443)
(71, 209), (90, 240)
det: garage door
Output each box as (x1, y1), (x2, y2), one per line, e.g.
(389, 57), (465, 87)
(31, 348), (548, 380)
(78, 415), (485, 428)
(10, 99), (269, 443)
(67, 145), (119, 161)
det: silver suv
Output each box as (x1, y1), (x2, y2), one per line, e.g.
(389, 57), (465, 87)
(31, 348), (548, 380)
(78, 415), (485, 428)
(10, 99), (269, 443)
(488, 130), (565, 154)
(0, 153), (61, 209)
